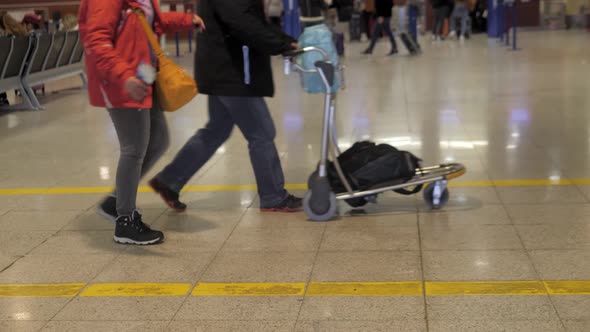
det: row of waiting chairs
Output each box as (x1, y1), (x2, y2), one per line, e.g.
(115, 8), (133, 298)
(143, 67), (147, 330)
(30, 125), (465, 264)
(0, 31), (86, 110)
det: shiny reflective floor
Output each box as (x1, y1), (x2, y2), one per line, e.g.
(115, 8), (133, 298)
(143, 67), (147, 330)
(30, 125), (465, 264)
(0, 31), (590, 331)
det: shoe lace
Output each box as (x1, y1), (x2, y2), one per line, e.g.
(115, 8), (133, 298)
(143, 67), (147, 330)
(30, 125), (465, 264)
(131, 210), (151, 233)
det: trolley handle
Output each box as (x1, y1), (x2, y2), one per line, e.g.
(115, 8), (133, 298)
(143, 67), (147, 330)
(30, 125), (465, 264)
(283, 47), (332, 76)
(282, 47), (331, 62)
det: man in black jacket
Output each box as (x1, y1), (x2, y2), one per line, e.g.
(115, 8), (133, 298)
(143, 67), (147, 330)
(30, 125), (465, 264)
(150, 0), (303, 212)
(363, 0), (398, 55)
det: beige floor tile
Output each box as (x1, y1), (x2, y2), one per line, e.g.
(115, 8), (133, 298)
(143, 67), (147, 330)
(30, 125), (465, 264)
(174, 191), (257, 210)
(506, 204), (590, 225)
(0, 254), (18, 271)
(497, 187), (587, 205)
(563, 320), (590, 332)
(325, 213), (417, 228)
(0, 231), (56, 256)
(0, 211), (81, 231)
(421, 224), (523, 250)
(577, 186), (590, 202)
(419, 205), (511, 226)
(174, 297), (303, 321)
(551, 296), (590, 320)
(0, 298), (69, 321)
(42, 321), (169, 332)
(311, 251), (421, 282)
(320, 226), (419, 251)
(516, 224), (590, 249)
(426, 296), (560, 321)
(529, 250), (590, 280)
(167, 321), (296, 332)
(28, 231), (126, 256)
(0, 254), (116, 283)
(54, 297), (185, 321)
(201, 251), (315, 282)
(427, 187), (502, 206)
(152, 209), (245, 232)
(236, 210), (325, 229)
(298, 297), (425, 321)
(93, 251), (214, 283)
(222, 226), (324, 252)
(0, 321), (47, 332)
(423, 250), (538, 281)
(13, 194), (105, 212)
(428, 320), (565, 332)
(294, 320), (427, 332)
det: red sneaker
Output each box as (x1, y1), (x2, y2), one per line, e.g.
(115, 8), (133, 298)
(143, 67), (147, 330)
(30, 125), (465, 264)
(260, 194), (303, 212)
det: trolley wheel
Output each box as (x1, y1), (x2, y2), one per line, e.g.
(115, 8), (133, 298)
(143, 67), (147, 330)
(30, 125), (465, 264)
(304, 190), (338, 222)
(423, 182), (450, 209)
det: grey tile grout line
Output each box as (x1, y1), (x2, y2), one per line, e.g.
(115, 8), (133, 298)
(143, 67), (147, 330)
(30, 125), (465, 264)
(163, 205), (251, 330)
(501, 202), (569, 332)
(417, 210), (431, 332)
(291, 214), (328, 331)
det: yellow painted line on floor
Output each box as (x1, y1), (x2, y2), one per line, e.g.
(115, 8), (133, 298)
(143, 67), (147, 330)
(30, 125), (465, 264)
(307, 282), (423, 296)
(426, 281), (547, 296)
(0, 281), (590, 297)
(493, 179), (574, 186)
(545, 281), (590, 295)
(80, 283), (192, 297)
(0, 284), (86, 297)
(192, 283), (306, 296)
(447, 180), (494, 187)
(0, 177), (589, 196)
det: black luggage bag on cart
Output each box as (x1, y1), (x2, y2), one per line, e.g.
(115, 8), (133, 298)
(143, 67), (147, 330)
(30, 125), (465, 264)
(400, 32), (421, 55)
(327, 141), (423, 207)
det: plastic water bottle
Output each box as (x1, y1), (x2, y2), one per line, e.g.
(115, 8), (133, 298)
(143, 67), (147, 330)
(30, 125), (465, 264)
(137, 62), (156, 85)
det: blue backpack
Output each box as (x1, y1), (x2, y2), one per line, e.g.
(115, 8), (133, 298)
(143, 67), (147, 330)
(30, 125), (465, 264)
(297, 24), (341, 94)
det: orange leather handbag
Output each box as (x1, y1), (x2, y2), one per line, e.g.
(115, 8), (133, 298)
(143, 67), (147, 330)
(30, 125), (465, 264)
(135, 10), (198, 112)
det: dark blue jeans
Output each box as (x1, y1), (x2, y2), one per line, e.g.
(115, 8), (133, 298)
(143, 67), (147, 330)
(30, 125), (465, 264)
(157, 96), (288, 208)
(367, 17), (398, 52)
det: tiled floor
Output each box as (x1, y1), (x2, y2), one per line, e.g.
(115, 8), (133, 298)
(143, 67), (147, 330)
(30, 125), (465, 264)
(1, 31), (590, 331)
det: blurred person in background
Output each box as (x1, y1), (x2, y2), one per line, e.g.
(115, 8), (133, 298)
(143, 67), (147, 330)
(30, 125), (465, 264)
(80, 0), (204, 245)
(265, 0), (284, 28)
(431, 0), (452, 41)
(363, 0), (398, 55)
(299, 0), (333, 28)
(449, 0), (469, 42)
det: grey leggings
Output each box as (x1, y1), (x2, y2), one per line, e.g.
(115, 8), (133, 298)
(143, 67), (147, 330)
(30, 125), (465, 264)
(108, 97), (169, 216)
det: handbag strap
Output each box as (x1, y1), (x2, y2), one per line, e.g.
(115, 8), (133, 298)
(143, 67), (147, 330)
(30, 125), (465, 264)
(134, 9), (164, 58)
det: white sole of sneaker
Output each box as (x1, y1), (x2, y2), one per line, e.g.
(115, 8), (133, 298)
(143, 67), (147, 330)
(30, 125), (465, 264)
(96, 207), (116, 223)
(113, 236), (162, 245)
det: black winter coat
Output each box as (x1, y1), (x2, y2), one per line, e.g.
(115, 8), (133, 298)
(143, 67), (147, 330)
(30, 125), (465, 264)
(375, 0), (393, 18)
(195, 0), (296, 97)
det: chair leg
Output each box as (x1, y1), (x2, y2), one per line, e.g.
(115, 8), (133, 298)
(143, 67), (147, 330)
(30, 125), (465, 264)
(21, 80), (43, 110)
(80, 72), (88, 88)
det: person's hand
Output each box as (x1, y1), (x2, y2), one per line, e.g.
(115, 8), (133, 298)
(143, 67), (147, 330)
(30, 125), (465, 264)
(377, 16), (384, 24)
(193, 15), (205, 32)
(124, 77), (149, 102)
(291, 42), (298, 49)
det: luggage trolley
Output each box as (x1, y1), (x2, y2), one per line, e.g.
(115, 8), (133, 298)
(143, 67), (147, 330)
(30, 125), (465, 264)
(283, 47), (466, 221)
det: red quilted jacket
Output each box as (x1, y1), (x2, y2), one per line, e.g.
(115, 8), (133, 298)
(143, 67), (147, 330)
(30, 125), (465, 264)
(79, 0), (193, 109)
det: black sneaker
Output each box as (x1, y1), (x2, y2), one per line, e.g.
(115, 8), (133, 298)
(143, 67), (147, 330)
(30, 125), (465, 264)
(113, 210), (164, 245)
(388, 49), (398, 56)
(260, 194), (303, 213)
(149, 177), (187, 212)
(362, 49), (372, 55)
(97, 196), (117, 222)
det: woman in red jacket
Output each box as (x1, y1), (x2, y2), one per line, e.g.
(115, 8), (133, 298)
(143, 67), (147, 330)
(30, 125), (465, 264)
(79, 0), (204, 245)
